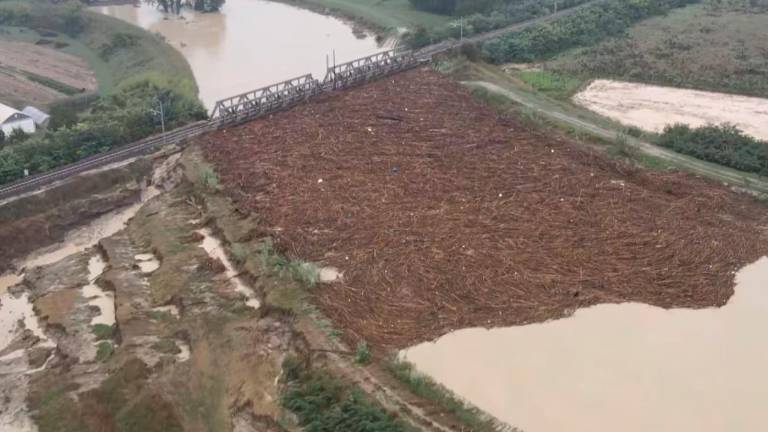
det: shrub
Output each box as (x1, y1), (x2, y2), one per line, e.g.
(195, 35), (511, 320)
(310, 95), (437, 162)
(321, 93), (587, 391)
(354, 341), (371, 365)
(282, 363), (408, 432)
(657, 123), (768, 176)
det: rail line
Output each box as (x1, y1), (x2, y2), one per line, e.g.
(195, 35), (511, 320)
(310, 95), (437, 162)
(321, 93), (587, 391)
(0, 0), (600, 201)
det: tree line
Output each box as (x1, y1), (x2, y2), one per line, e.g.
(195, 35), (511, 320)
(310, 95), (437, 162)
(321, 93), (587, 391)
(481, 0), (701, 63)
(657, 124), (768, 176)
(403, 0), (593, 49)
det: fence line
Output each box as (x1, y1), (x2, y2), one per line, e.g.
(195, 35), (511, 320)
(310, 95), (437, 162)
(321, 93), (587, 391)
(0, 48), (423, 201)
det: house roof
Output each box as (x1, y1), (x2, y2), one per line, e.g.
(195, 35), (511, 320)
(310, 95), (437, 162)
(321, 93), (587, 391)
(22, 106), (50, 125)
(0, 102), (21, 124)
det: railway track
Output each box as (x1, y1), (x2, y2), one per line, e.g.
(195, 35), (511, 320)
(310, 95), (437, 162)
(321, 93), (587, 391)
(0, 0), (599, 202)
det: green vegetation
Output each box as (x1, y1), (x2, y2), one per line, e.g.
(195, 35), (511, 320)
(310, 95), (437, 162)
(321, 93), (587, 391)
(151, 339), (181, 355)
(91, 323), (115, 341)
(403, 0), (593, 48)
(198, 163), (220, 191)
(551, 1), (768, 97)
(482, 0), (700, 63)
(282, 358), (412, 432)
(258, 239), (319, 288)
(386, 359), (499, 432)
(0, 75), (206, 184)
(0, 1), (203, 186)
(657, 124), (768, 176)
(0, 1), (195, 95)
(95, 341), (114, 362)
(23, 70), (82, 95)
(277, 0), (452, 30)
(354, 341), (371, 364)
(515, 69), (582, 99)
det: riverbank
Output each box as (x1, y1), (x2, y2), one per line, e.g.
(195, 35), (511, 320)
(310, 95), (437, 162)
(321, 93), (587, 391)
(272, 0), (451, 34)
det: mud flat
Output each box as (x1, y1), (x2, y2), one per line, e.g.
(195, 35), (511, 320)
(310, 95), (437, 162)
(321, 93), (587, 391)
(573, 79), (768, 140)
(402, 257), (768, 432)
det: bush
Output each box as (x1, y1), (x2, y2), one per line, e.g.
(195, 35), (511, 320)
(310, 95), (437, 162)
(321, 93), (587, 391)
(657, 123), (768, 175)
(281, 363), (408, 432)
(354, 341), (371, 365)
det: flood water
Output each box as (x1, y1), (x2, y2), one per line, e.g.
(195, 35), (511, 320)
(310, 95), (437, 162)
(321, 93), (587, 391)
(95, 0), (389, 108)
(401, 257), (768, 432)
(197, 228), (261, 309)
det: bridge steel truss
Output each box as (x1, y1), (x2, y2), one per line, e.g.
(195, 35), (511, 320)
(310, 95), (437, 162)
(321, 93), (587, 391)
(323, 49), (419, 89)
(210, 74), (321, 126)
(210, 49), (421, 125)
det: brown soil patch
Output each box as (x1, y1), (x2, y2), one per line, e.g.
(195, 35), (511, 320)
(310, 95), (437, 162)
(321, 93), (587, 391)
(203, 68), (768, 349)
(0, 40), (97, 89)
(0, 40), (97, 107)
(0, 69), (63, 108)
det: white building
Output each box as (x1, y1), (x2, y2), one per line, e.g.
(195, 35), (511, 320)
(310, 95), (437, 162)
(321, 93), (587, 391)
(0, 102), (36, 136)
(22, 106), (51, 128)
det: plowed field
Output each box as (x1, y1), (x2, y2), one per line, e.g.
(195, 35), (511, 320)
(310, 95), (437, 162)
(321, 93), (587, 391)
(203, 68), (768, 348)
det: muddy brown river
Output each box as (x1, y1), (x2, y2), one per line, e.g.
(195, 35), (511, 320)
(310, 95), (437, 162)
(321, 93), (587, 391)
(402, 258), (768, 432)
(95, 0), (389, 109)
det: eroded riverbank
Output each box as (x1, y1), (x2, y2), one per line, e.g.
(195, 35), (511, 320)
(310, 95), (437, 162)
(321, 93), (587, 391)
(95, 0), (389, 108)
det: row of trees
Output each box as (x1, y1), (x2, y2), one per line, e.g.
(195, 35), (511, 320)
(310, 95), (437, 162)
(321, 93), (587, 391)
(657, 124), (768, 176)
(0, 76), (206, 184)
(408, 0), (497, 15)
(403, 0), (592, 49)
(145, 0), (225, 14)
(481, 0), (701, 63)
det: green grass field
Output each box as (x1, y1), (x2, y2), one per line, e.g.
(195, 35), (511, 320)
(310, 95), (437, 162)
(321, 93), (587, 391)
(551, 3), (768, 97)
(278, 0), (452, 31)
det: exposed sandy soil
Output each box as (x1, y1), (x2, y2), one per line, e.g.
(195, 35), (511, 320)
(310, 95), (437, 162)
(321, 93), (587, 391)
(203, 68), (768, 349)
(574, 79), (768, 140)
(0, 40), (97, 89)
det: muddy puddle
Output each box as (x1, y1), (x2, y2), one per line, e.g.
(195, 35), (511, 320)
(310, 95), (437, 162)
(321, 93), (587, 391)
(573, 80), (768, 140)
(135, 253), (160, 274)
(95, 0), (389, 108)
(81, 254), (113, 326)
(0, 163), (172, 431)
(402, 258), (768, 432)
(197, 228), (261, 309)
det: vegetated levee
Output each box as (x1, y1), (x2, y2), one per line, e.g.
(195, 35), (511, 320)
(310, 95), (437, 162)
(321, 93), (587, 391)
(203, 68), (768, 349)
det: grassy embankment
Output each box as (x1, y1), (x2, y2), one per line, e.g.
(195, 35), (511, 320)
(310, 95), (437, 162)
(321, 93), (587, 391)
(435, 55), (768, 196)
(0, 2), (195, 96)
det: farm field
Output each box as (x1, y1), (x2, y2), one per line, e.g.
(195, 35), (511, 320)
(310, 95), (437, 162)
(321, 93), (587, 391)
(0, 38), (97, 107)
(573, 79), (768, 140)
(203, 68), (768, 349)
(552, 3), (768, 98)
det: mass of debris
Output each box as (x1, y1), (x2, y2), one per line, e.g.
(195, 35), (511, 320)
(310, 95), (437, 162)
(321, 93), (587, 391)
(204, 68), (768, 348)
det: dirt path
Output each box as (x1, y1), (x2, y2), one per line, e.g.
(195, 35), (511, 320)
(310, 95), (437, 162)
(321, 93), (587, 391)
(465, 80), (768, 195)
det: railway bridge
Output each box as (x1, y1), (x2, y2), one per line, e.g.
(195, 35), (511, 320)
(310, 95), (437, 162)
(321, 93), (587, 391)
(0, 0), (600, 201)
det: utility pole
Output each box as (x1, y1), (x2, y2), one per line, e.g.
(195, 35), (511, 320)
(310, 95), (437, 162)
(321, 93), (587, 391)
(150, 97), (166, 147)
(459, 16), (464, 42)
(554, 0), (558, 14)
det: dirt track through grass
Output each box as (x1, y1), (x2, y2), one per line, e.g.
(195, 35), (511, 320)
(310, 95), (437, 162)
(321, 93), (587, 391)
(203, 68), (768, 348)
